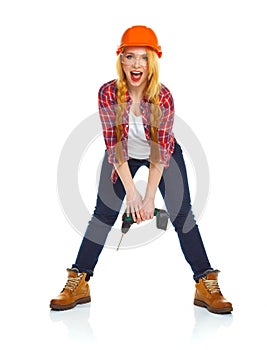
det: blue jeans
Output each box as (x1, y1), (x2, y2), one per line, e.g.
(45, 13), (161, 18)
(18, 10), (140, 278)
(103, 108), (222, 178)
(73, 141), (214, 281)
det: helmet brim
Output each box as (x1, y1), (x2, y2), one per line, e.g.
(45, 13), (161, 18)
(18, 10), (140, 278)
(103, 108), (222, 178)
(116, 44), (162, 58)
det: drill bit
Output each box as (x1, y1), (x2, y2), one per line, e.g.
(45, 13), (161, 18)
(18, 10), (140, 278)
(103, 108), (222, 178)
(117, 212), (133, 251)
(116, 233), (125, 251)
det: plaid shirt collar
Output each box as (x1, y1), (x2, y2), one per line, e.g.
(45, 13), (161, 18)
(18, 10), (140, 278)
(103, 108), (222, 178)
(125, 90), (149, 104)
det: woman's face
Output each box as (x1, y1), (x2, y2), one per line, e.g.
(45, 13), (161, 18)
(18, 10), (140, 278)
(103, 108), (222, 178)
(121, 46), (149, 92)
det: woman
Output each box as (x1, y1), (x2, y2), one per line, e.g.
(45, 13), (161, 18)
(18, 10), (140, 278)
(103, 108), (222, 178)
(50, 25), (232, 314)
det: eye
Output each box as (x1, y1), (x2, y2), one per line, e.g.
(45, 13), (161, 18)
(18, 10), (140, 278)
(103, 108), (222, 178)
(142, 55), (148, 61)
(125, 54), (134, 60)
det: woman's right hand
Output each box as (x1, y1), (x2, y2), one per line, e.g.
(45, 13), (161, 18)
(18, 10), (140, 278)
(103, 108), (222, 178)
(125, 188), (143, 224)
(114, 161), (144, 224)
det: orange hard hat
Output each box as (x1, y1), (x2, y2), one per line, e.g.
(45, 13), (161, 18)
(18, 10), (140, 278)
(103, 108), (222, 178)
(116, 25), (162, 58)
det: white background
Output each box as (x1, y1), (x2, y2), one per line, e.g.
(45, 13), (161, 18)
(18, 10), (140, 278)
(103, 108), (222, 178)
(1, 1), (267, 349)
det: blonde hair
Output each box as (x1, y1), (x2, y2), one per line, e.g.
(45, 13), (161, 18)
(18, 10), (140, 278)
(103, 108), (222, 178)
(115, 48), (161, 164)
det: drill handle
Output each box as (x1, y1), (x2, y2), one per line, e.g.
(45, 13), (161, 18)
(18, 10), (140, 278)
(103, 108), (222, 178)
(121, 221), (132, 234)
(122, 208), (159, 223)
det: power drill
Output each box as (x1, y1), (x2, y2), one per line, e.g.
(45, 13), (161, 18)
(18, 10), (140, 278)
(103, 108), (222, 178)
(117, 208), (169, 250)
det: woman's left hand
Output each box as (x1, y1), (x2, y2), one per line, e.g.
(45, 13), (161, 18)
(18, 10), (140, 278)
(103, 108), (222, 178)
(140, 197), (155, 221)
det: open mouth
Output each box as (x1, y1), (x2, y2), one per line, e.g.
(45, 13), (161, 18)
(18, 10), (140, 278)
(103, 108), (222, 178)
(130, 71), (143, 82)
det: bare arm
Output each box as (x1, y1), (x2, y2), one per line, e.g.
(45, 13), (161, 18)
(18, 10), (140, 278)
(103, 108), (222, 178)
(142, 163), (164, 220)
(114, 162), (143, 223)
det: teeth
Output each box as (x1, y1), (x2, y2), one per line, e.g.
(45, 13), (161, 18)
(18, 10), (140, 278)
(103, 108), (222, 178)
(131, 71), (142, 75)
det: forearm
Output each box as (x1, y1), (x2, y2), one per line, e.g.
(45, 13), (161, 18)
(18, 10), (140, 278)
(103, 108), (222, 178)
(145, 163), (164, 200)
(114, 161), (135, 194)
(115, 161), (143, 222)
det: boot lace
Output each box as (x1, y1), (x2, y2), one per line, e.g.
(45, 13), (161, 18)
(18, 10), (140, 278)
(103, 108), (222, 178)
(203, 278), (221, 294)
(64, 273), (84, 292)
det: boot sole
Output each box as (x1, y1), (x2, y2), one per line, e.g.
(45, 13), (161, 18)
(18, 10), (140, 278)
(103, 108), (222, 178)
(194, 299), (233, 314)
(50, 296), (91, 311)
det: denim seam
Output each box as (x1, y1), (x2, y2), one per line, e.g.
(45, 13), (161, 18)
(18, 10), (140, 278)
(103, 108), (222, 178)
(194, 269), (220, 282)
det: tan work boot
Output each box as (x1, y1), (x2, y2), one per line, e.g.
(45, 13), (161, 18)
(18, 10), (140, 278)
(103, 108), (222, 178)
(194, 271), (233, 314)
(50, 268), (91, 311)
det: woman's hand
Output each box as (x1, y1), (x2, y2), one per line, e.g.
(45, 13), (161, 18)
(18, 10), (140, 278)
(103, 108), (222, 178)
(114, 162), (143, 224)
(125, 188), (143, 224)
(140, 162), (164, 221)
(140, 196), (155, 221)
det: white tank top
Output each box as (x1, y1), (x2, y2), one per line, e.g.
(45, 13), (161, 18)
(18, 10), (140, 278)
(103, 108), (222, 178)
(128, 111), (150, 159)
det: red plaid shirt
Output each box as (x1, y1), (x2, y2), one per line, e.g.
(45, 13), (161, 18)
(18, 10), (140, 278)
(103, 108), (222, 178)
(98, 79), (175, 183)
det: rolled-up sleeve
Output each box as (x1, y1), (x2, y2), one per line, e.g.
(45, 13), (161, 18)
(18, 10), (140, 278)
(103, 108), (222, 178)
(98, 81), (120, 165)
(158, 90), (175, 167)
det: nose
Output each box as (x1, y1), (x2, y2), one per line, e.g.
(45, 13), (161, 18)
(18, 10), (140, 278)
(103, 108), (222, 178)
(133, 57), (141, 68)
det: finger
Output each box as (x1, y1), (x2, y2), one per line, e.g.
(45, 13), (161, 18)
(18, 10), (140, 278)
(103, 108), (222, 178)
(139, 209), (145, 221)
(135, 209), (142, 224)
(126, 206), (130, 217)
(131, 206), (136, 222)
(144, 212), (150, 220)
(141, 211), (147, 221)
(138, 204), (145, 222)
(137, 205), (144, 221)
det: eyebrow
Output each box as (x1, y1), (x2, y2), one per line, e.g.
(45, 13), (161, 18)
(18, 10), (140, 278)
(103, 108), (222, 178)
(124, 51), (147, 55)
